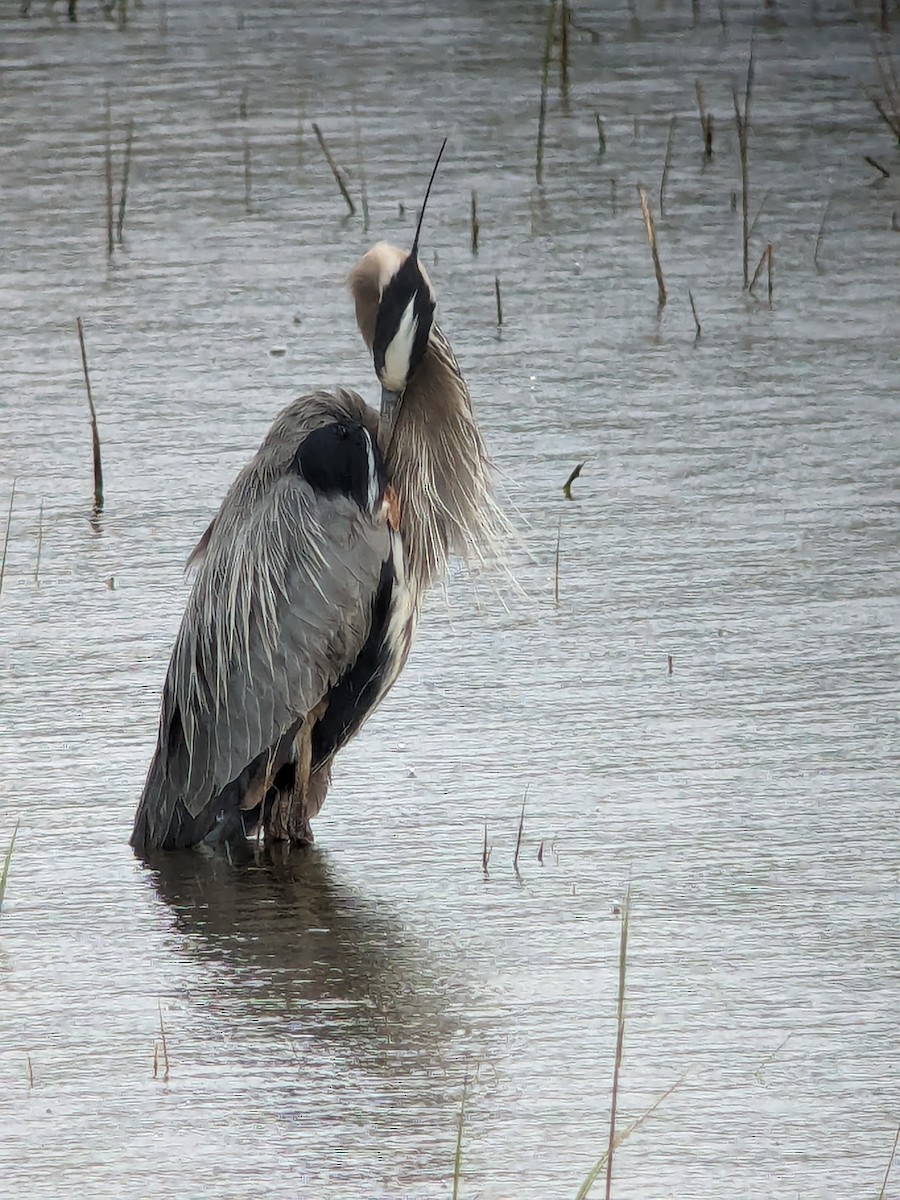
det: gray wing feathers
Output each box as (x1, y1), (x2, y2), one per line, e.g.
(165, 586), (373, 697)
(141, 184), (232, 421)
(134, 390), (388, 849)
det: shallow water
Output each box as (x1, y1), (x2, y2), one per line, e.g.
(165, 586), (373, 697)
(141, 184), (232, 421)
(1, 2), (898, 1197)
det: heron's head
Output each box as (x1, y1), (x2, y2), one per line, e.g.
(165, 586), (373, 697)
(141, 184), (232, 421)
(349, 241), (436, 443)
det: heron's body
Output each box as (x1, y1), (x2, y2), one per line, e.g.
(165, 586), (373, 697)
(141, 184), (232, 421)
(131, 241), (505, 856)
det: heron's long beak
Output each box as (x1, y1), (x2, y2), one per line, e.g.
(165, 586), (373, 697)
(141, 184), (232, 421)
(378, 384), (402, 453)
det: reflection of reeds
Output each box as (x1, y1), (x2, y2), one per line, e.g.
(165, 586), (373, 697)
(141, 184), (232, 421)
(733, 40), (756, 289)
(536, 0), (559, 184)
(76, 317), (104, 515)
(312, 123), (355, 215)
(0, 481), (15, 600)
(637, 184), (667, 306)
(0, 820), (19, 914)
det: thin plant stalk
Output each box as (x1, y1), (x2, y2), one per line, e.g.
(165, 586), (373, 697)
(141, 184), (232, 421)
(604, 885), (631, 1200)
(312, 122), (356, 216)
(494, 275), (503, 326)
(0, 820), (19, 913)
(559, 0), (570, 100)
(76, 318), (104, 514)
(659, 115), (676, 215)
(0, 480), (16, 600)
(352, 109), (370, 233)
(482, 823), (490, 873)
(554, 517), (561, 604)
(636, 184), (667, 306)
(243, 135), (252, 212)
(105, 93), (114, 257)
(155, 1000), (170, 1082)
(536, 0), (559, 184)
(695, 78), (713, 158)
(34, 499), (44, 585)
(814, 194), (832, 266)
(513, 788), (528, 873)
(562, 461), (584, 500)
(451, 1072), (468, 1200)
(747, 189), (770, 239)
(733, 38), (756, 289)
(878, 1122), (900, 1200)
(688, 289), (702, 338)
(116, 117), (135, 244)
(470, 189), (479, 254)
(25, 1052), (34, 1088)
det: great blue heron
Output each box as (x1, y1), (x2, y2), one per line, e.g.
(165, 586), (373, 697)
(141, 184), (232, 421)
(130, 162), (506, 856)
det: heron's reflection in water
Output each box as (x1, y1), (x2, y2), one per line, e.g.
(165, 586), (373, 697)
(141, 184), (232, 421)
(146, 846), (468, 1075)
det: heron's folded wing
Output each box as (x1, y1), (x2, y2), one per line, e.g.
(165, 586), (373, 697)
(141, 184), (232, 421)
(136, 470), (389, 841)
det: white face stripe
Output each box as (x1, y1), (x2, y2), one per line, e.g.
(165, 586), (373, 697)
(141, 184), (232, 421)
(363, 428), (378, 513)
(381, 295), (418, 393)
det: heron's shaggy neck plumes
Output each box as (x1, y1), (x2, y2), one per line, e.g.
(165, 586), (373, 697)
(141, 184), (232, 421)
(386, 323), (509, 602)
(350, 243), (509, 603)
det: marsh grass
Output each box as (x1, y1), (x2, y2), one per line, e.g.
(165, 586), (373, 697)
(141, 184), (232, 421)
(0, 820), (19, 913)
(636, 184), (667, 306)
(733, 40), (756, 289)
(312, 123), (356, 216)
(76, 317), (104, 514)
(0, 480), (16, 600)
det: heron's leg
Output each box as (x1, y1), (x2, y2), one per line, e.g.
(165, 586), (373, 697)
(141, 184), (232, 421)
(265, 704), (327, 845)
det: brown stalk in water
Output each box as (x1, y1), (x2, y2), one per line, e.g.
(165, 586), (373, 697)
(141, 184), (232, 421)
(494, 275), (503, 326)
(470, 190), (479, 254)
(104, 92), (114, 257)
(733, 38), (755, 289)
(878, 1122), (900, 1200)
(536, 0), (559, 184)
(554, 517), (561, 605)
(562, 461), (584, 500)
(0, 481), (16, 600)
(312, 122), (356, 216)
(695, 78), (714, 159)
(34, 499), (44, 586)
(513, 788), (528, 874)
(116, 117), (134, 245)
(604, 886), (631, 1200)
(659, 115), (677, 215)
(76, 317), (104, 514)
(637, 183), (667, 306)
(688, 289), (702, 339)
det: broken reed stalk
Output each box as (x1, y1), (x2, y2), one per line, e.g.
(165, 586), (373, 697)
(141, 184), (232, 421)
(312, 122), (356, 216)
(513, 789), (528, 872)
(116, 117), (134, 245)
(553, 517), (561, 605)
(747, 189), (770, 239)
(34, 499), (44, 585)
(536, 0), (559, 184)
(0, 819), (19, 912)
(595, 113), (606, 157)
(242, 136), (252, 212)
(695, 79), (713, 158)
(0, 480), (16, 600)
(604, 886), (631, 1200)
(864, 154), (891, 178)
(104, 93), (114, 257)
(659, 115), (676, 216)
(766, 243), (773, 303)
(451, 1072), (468, 1200)
(636, 184), (667, 306)
(26, 1052), (34, 1088)
(154, 1000), (170, 1082)
(748, 243), (774, 301)
(562, 461), (584, 500)
(494, 275), (503, 326)
(733, 39), (755, 289)
(878, 1122), (900, 1200)
(688, 289), (702, 338)
(470, 190), (479, 254)
(481, 823), (490, 873)
(76, 318), (104, 514)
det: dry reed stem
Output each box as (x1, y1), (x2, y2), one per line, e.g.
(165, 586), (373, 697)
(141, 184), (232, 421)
(0, 481), (16, 600)
(155, 1000), (170, 1082)
(0, 819), (19, 912)
(242, 136), (252, 211)
(470, 190), (479, 254)
(559, 0), (570, 100)
(636, 184), (667, 306)
(688, 289), (701, 338)
(667, 654), (674, 675)
(864, 154), (891, 178)
(878, 1122), (900, 1200)
(595, 113), (606, 156)
(748, 245), (768, 293)
(116, 117), (134, 244)
(312, 122), (355, 215)
(554, 517), (561, 605)
(104, 93), (114, 257)
(695, 79), (714, 159)
(451, 1072), (468, 1200)
(659, 116), (676, 215)
(25, 1052), (34, 1088)
(766, 243), (773, 303)
(513, 788), (528, 873)
(563, 461), (584, 500)
(76, 318), (104, 514)
(733, 39), (755, 288)
(603, 885), (631, 1199)
(482, 823), (490, 873)
(34, 499), (44, 585)
(494, 275), (503, 326)
(536, 0), (559, 184)
(747, 189), (770, 239)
